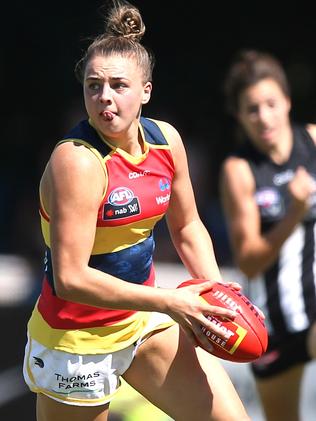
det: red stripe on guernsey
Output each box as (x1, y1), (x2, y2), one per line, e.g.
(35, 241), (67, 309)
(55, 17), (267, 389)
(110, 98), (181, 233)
(38, 266), (155, 329)
(39, 203), (49, 221)
(98, 147), (174, 226)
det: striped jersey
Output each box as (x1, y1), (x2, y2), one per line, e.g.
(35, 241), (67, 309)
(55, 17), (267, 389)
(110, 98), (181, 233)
(235, 124), (316, 338)
(28, 117), (175, 353)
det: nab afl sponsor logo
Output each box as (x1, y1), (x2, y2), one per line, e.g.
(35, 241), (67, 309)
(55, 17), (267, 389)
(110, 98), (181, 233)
(103, 187), (141, 220)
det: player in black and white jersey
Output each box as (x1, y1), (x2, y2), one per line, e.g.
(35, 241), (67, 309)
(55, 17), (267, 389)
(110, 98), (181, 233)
(220, 49), (316, 421)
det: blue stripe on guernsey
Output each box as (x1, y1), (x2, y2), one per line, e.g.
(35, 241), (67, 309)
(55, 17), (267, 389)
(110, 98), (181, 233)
(43, 234), (155, 294)
(64, 117), (168, 151)
(89, 234), (155, 284)
(43, 248), (55, 293)
(140, 117), (168, 145)
(64, 120), (112, 157)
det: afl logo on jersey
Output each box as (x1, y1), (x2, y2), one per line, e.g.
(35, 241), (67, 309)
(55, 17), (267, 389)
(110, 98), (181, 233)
(255, 188), (284, 220)
(109, 187), (134, 206)
(104, 187), (141, 220)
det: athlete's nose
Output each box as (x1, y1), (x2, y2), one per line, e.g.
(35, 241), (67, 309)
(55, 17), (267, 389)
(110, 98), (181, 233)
(257, 104), (271, 124)
(100, 84), (112, 104)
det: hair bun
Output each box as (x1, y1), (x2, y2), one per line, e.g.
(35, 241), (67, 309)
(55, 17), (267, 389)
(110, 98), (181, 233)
(106, 3), (145, 42)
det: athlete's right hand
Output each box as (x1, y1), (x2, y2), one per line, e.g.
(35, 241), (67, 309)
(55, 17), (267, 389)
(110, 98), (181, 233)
(288, 166), (316, 216)
(164, 280), (237, 353)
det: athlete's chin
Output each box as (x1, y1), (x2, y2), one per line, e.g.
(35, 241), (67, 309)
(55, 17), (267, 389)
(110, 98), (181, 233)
(99, 123), (124, 142)
(258, 131), (277, 146)
(97, 117), (120, 134)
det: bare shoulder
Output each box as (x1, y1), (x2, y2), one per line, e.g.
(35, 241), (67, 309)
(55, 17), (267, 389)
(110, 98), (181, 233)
(49, 141), (102, 174)
(222, 155), (247, 172)
(221, 155), (254, 193)
(306, 123), (316, 144)
(41, 141), (105, 212)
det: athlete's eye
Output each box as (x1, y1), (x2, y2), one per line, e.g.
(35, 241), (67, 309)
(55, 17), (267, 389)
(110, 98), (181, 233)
(88, 82), (101, 92)
(247, 105), (258, 115)
(112, 81), (128, 91)
(267, 99), (277, 108)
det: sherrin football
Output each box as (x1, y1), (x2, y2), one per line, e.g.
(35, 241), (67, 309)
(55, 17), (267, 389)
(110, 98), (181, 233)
(177, 279), (268, 362)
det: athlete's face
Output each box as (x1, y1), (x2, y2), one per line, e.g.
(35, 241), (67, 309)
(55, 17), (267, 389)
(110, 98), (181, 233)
(237, 78), (291, 152)
(83, 54), (152, 142)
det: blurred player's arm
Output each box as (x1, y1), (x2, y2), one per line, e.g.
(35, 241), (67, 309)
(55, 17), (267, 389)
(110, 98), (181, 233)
(220, 156), (312, 278)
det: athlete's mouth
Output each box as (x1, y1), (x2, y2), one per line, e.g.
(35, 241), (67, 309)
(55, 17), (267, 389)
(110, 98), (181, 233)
(100, 110), (115, 121)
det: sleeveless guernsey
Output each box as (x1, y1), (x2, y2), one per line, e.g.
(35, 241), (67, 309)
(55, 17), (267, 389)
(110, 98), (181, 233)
(27, 117), (175, 354)
(235, 125), (316, 338)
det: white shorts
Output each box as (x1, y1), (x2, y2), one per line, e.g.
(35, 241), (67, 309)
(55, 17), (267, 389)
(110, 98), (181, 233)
(23, 312), (174, 406)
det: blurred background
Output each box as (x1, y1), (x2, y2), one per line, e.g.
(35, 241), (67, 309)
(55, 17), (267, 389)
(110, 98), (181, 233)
(2, 1), (316, 419)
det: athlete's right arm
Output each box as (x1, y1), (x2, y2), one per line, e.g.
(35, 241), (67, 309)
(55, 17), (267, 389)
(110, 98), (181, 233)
(42, 141), (168, 312)
(40, 142), (235, 350)
(220, 156), (312, 279)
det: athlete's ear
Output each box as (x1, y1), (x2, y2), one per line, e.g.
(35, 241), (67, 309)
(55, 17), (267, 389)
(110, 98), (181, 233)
(142, 82), (152, 105)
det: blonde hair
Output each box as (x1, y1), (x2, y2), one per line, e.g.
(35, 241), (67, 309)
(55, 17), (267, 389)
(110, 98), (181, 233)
(75, 0), (155, 84)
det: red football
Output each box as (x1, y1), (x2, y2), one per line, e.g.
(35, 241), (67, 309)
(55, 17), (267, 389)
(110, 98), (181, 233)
(177, 279), (268, 362)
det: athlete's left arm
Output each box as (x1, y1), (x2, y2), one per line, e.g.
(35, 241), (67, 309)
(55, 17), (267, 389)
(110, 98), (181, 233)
(161, 121), (222, 282)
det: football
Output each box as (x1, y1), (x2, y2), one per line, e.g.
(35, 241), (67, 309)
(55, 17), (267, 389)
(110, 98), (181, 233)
(177, 279), (268, 362)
